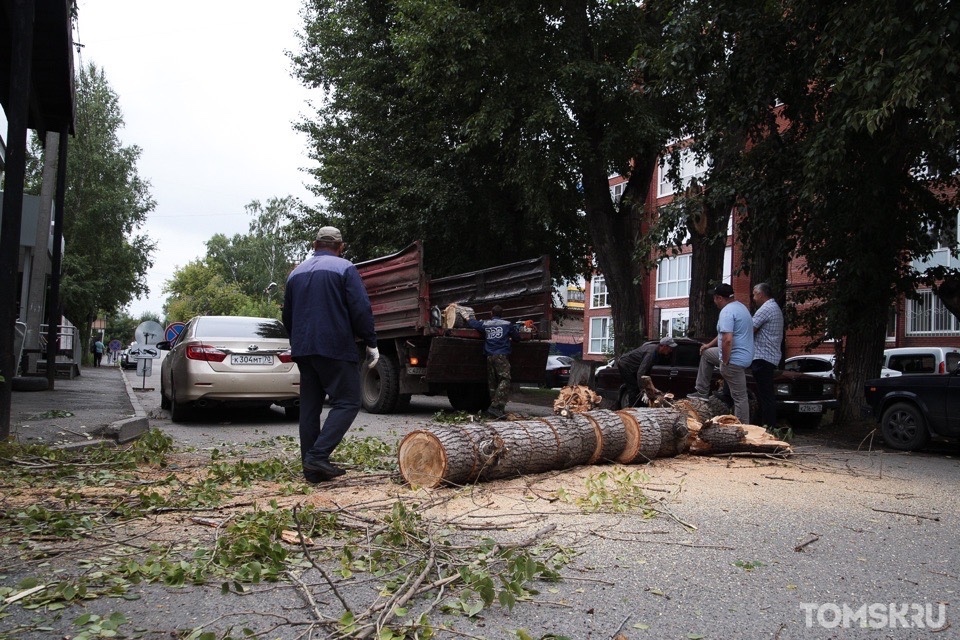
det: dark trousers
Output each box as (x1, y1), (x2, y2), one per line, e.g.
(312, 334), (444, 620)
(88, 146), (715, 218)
(751, 359), (777, 428)
(93, 352), (103, 367)
(295, 355), (361, 463)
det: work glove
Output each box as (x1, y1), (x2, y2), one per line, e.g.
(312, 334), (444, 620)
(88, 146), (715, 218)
(366, 346), (380, 370)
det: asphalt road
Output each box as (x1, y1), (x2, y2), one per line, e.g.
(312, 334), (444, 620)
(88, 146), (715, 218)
(3, 368), (957, 639)
(131, 370), (959, 639)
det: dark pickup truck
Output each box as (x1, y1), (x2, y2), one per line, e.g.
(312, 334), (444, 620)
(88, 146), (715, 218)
(864, 365), (960, 451)
(594, 338), (838, 428)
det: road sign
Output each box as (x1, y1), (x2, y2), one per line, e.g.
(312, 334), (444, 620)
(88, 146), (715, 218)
(109, 339), (122, 352)
(128, 346), (160, 359)
(136, 357), (154, 377)
(165, 322), (185, 342)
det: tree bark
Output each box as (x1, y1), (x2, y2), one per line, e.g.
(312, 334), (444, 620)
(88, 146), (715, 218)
(397, 406), (791, 488)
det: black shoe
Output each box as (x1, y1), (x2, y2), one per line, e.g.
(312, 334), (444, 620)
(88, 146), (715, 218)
(303, 457), (346, 478)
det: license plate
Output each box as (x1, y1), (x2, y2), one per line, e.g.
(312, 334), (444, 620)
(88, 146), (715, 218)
(230, 354), (274, 365)
(798, 403), (822, 413)
(407, 366), (427, 375)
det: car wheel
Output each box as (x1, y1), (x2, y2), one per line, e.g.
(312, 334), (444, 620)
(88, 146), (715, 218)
(880, 402), (930, 451)
(788, 413), (821, 430)
(284, 405), (300, 421)
(160, 379), (171, 410)
(618, 385), (643, 410)
(361, 353), (401, 414)
(169, 382), (191, 423)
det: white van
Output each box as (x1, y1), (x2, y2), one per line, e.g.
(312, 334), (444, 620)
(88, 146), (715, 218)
(882, 347), (960, 375)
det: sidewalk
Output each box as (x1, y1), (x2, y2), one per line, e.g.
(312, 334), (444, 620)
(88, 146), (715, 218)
(8, 365), (149, 449)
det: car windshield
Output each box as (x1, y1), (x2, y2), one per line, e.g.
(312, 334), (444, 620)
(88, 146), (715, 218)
(194, 317), (288, 339)
(557, 356), (573, 365)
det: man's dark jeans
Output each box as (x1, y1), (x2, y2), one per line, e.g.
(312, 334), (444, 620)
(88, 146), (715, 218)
(294, 355), (361, 464)
(751, 359), (777, 429)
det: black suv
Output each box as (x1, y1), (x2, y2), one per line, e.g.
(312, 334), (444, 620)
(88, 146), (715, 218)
(863, 365), (960, 451)
(594, 338), (838, 428)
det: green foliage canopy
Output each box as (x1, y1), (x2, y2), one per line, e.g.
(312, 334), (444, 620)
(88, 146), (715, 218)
(59, 63), (156, 326)
(291, 0), (678, 350)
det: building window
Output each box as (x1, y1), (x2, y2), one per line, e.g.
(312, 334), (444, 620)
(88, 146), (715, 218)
(589, 316), (614, 354)
(912, 211), (960, 272)
(906, 290), (960, 335)
(660, 308), (689, 339)
(591, 276), (609, 308)
(659, 149), (710, 197)
(567, 288), (585, 304)
(657, 254), (690, 299)
(610, 181), (626, 203)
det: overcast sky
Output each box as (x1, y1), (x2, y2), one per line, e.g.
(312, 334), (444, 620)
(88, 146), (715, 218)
(75, 1), (317, 318)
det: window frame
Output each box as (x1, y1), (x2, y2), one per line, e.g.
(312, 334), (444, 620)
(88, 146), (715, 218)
(590, 275), (610, 309)
(588, 316), (614, 355)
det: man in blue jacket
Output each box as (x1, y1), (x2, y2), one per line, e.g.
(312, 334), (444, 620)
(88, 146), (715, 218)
(283, 226), (379, 482)
(467, 305), (519, 419)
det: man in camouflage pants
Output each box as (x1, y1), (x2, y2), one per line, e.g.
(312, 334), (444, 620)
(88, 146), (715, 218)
(467, 305), (519, 419)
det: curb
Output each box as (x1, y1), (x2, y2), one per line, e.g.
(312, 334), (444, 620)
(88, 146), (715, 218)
(56, 369), (151, 449)
(110, 368), (150, 443)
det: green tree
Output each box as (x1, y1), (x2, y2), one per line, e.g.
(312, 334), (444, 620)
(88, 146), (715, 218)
(205, 197), (306, 299)
(649, 0), (960, 421)
(291, 0), (677, 351)
(28, 62), (156, 346)
(163, 260), (259, 322)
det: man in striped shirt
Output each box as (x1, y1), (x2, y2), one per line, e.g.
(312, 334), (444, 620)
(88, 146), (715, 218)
(751, 283), (784, 430)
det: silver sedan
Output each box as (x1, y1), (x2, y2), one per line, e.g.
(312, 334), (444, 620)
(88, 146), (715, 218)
(158, 315), (300, 422)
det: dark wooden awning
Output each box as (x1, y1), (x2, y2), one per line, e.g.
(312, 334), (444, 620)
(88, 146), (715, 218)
(0, 0), (75, 135)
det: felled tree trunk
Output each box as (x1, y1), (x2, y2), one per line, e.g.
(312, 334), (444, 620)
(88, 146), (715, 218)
(397, 405), (792, 488)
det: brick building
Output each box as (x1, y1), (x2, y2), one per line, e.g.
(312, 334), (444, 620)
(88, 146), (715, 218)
(582, 161), (960, 362)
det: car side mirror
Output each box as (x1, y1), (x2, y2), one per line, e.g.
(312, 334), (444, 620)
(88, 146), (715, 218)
(156, 340), (171, 351)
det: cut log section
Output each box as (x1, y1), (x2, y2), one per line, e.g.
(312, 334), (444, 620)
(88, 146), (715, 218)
(535, 414), (598, 469)
(398, 423), (497, 488)
(690, 415), (791, 455)
(616, 408), (689, 464)
(582, 409), (628, 464)
(553, 384), (603, 414)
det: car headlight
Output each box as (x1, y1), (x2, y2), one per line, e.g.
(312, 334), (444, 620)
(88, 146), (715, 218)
(823, 383), (836, 396)
(775, 383), (791, 396)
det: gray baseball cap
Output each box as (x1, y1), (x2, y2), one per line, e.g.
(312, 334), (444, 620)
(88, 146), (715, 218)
(316, 226), (343, 242)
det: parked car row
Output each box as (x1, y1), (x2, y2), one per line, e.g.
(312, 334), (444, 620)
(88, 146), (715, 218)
(544, 355), (573, 388)
(784, 354), (901, 379)
(786, 347), (960, 380)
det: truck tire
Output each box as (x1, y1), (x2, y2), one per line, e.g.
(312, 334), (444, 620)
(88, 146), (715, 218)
(447, 383), (490, 413)
(881, 402), (930, 451)
(361, 354), (400, 414)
